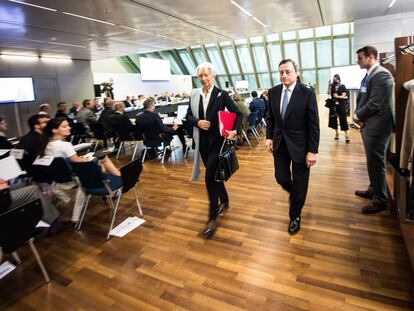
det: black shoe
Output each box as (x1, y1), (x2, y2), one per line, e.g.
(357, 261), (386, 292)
(355, 190), (373, 200)
(361, 202), (387, 214)
(288, 217), (301, 235)
(217, 201), (229, 215)
(201, 220), (217, 239)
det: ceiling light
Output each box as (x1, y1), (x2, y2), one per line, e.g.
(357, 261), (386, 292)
(61, 12), (115, 26)
(230, 0), (252, 17)
(47, 42), (87, 48)
(8, 0), (58, 12)
(252, 17), (268, 28)
(388, 0), (397, 8)
(118, 25), (153, 35)
(40, 57), (72, 63)
(0, 54), (39, 61)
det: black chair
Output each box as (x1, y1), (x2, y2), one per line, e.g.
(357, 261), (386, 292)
(256, 108), (265, 131)
(0, 199), (50, 283)
(50, 157), (74, 184)
(70, 122), (88, 144)
(120, 158), (144, 216)
(241, 111), (260, 147)
(90, 123), (109, 151)
(111, 123), (140, 161)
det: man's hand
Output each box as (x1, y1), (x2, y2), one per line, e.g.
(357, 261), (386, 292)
(0, 178), (9, 190)
(197, 120), (210, 130)
(226, 130), (237, 139)
(172, 124), (179, 131)
(265, 139), (273, 153)
(353, 115), (364, 128)
(306, 152), (317, 168)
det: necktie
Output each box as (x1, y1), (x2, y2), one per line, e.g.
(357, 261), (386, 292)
(281, 89), (289, 119)
(361, 73), (368, 87)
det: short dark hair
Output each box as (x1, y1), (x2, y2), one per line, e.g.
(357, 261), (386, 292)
(333, 74), (341, 82)
(0, 115), (5, 123)
(356, 46), (378, 59)
(57, 101), (66, 107)
(27, 114), (46, 130)
(143, 98), (155, 109)
(279, 59), (298, 72)
(251, 91), (258, 98)
(82, 99), (91, 108)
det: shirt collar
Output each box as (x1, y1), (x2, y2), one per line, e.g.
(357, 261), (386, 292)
(367, 63), (379, 76)
(282, 81), (296, 93)
(201, 85), (214, 97)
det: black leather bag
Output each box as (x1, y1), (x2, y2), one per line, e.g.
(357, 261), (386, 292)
(325, 98), (335, 108)
(215, 139), (239, 182)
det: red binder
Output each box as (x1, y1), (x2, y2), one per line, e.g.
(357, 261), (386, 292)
(218, 110), (236, 136)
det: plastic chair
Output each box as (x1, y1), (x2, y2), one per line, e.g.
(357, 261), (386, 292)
(90, 123), (109, 151)
(241, 111), (260, 146)
(70, 122), (88, 144)
(0, 199), (50, 283)
(111, 123), (140, 161)
(120, 158), (144, 216)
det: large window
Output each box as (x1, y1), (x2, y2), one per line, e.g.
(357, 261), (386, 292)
(316, 39), (332, 68)
(236, 46), (254, 73)
(222, 47), (240, 74)
(333, 38), (350, 66)
(300, 41), (315, 69)
(268, 44), (282, 71)
(178, 50), (196, 74)
(206, 47), (226, 75)
(283, 42), (299, 66)
(252, 45), (268, 72)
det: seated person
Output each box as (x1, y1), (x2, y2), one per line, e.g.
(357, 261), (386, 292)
(68, 101), (81, 118)
(55, 102), (69, 119)
(108, 102), (140, 139)
(0, 116), (12, 149)
(76, 99), (97, 134)
(38, 103), (51, 116)
(248, 91), (265, 113)
(39, 117), (121, 223)
(0, 178), (60, 231)
(135, 98), (179, 154)
(98, 98), (115, 133)
(18, 114), (50, 156)
(123, 96), (133, 108)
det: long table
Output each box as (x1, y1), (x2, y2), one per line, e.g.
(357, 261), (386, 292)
(125, 100), (189, 119)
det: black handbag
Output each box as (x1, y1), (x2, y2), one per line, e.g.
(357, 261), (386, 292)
(215, 139), (239, 182)
(325, 98), (335, 108)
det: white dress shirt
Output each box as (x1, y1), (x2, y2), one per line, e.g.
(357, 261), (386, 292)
(200, 85), (214, 117)
(280, 81), (296, 115)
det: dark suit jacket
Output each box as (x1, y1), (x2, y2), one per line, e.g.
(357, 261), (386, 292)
(0, 188), (11, 213)
(355, 65), (394, 136)
(186, 86), (242, 151)
(18, 130), (42, 156)
(135, 110), (175, 141)
(98, 108), (115, 131)
(108, 112), (136, 134)
(123, 100), (133, 108)
(266, 83), (319, 162)
(0, 135), (12, 149)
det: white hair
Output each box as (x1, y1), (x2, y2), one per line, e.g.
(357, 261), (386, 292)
(196, 62), (216, 77)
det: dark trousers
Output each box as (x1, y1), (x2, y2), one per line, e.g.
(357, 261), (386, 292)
(199, 133), (228, 221)
(328, 102), (348, 131)
(274, 139), (310, 220)
(361, 132), (391, 204)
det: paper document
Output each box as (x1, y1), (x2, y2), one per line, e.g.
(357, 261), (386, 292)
(33, 155), (54, 166)
(36, 220), (50, 228)
(0, 156), (23, 180)
(0, 149), (10, 157)
(162, 117), (174, 125)
(73, 143), (92, 151)
(10, 149), (24, 160)
(0, 261), (16, 279)
(109, 216), (145, 237)
(176, 105), (189, 120)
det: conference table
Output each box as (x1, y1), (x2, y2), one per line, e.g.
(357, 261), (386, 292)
(125, 99), (190, 119)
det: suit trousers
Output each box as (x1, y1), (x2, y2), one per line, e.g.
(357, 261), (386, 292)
(199, 133), (228, 221)
(361, 132), (391, 204)
(274, 138), (310, 220)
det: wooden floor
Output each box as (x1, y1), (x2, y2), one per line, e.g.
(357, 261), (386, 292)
(1, 103), (414, 310)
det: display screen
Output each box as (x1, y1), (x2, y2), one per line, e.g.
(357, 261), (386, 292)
(0, 77), (35, 103)
(329, 65), (367, 90)
(140, 58), (171, 81)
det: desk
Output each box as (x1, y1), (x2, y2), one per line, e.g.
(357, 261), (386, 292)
(125, 100), (189, 119)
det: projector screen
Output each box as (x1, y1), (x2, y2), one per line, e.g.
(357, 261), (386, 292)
(0, 77), (35, 103)
(140, 58), (171, 81)
(329, 65), (366, 90)
(235, 80), (249, 90)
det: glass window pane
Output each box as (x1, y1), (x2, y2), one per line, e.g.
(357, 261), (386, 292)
(268, 44), (282, 71)
(219, 41), (231, 47)
(235, 38), (248, 45)
(266, 33), (279, 42)
(192, 77), (201, 88)
(300, 70), (316, 87)
(282, 31), (296, 41)
(258, 73), (272, 89)
(192, 49), (206, 66)
(283, 42), (299, 66)
(333, 23), (349, 36)
(351, 37), (356, 64)
(317, 68), (330, 94)
(250, 36), (263, 44)
(245, 74), (258, 91)
(159, 52), (183, 74)
(316, 39), (332, 68)
(232, 75), (243, 89)
(236, 46), (254, 72)
(217, 76), (228, 88)
(272, 72), (279, 85)
(299, 41), (315, 69)
(299, 28), (313, 39)
(204, 43), (216, 48)
(222, 47), (240, 74)
(252, 45), (268, 72)
(333, 38), (350, 66)
(315, 26), (331, 37)
(350, 22), (354, 34)
(206, 48), (226, 74)
(178, 50), (196, 74)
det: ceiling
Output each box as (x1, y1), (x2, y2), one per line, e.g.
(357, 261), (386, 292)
(0, 0), (413, 61)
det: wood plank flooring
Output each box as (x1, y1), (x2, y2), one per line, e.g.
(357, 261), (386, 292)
(1, 102), (414, 310)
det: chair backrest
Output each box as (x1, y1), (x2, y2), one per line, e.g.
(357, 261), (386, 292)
(120, 158), (143, 193)
(69, 161), (105, 190)
(135, 117), (163, 147)
(0, 199), (43, 253)
(90, 123), (108, 140)
(51, 157), (74, 183)
(256, 108), (265, 123)
(71, 122), (87, 136)
(111, 123), (133, 141)
(247, 111), (258, 127)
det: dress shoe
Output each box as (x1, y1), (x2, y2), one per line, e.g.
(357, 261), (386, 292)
(202, 220), (217, 239)
(361, 202), (387, 214)
(355, 189), (373, 200)
(288, 217), (301, 235)
(217, 201), (229, 215)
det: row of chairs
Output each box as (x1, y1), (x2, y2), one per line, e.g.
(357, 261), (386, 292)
(241, 110), (266, 148)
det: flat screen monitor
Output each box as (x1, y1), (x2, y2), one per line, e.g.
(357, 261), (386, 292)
(329, 65), (366, 90)
(0, 77), (35, 103)
(140, 58), (171, 81)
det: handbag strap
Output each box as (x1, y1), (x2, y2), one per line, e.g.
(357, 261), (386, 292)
(219, 138), (237, 155)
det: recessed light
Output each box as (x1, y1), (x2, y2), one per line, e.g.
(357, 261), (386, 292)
(388, 0), (397, 8)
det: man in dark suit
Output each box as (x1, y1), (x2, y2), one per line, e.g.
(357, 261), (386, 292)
(18, 114), (50, 156)
(265, 59), (319, 235)
(108, 102), (137, 134)
(249, 90), (265, 113)
(353, 46), (394, 214)
(123, 96), (133, 108)
(55, 102), (69, 119)
(98, 98), (115, 132)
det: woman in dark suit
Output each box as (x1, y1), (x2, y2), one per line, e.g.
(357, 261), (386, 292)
(328, 74), (350, 143)
(186, 62), (241, 238)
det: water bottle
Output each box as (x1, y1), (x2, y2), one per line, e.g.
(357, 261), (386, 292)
(107, 138), (115, 151)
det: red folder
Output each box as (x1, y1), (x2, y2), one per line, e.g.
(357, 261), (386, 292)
(218, 110), (236, 136)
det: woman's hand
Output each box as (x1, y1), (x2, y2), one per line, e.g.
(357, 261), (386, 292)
(197, 120), (210, 130)
(226, 130), (237, 139)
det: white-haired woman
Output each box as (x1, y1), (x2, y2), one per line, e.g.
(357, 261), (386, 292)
(186, 62), (242, 238)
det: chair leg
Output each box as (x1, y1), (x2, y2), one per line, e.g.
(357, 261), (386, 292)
(11, 251), (22, 264)
(142, 148), (147, 164)
(184, 145), (189, 158)
(133, 187), (143, 216)
(161, 146), (168, 165)
(93, 140), (99, 152)
(28, 238), (50, 283)
(131, 142), (139, 161)
(242, 130), (252, 148)
(252, 128), (260, 141)
(116, 141), (124, 159)
(77, 194), (92, 230)
(107, 189), (123, 240)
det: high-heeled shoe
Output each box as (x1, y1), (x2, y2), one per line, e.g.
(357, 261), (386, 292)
(345, 137), (350, 143)
(217, 201), (229, 215)
(334, 134), (339, 140)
